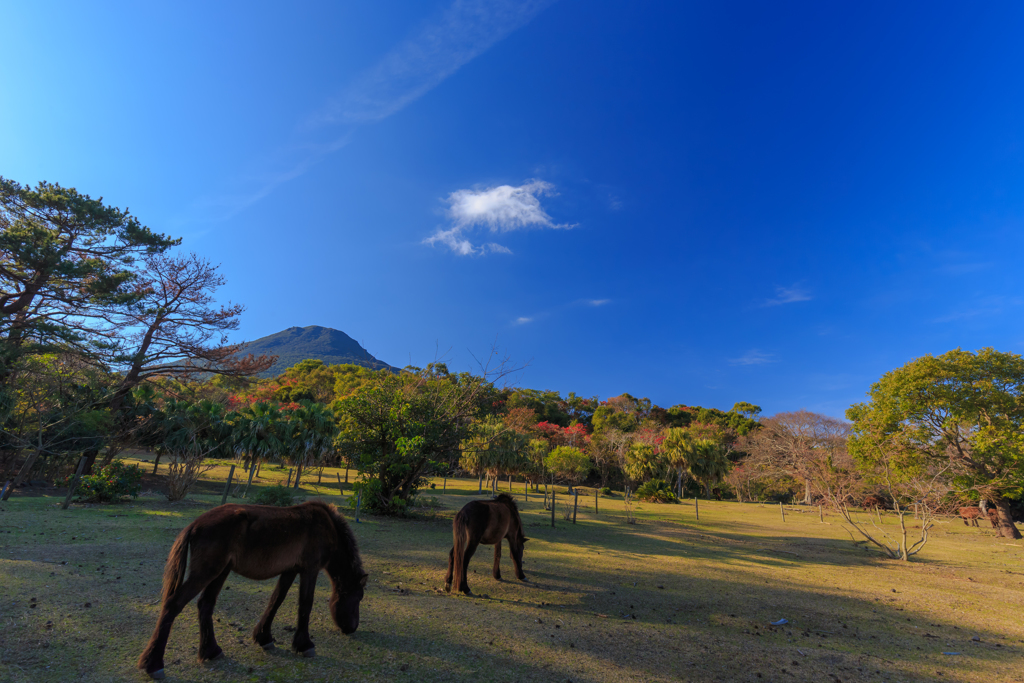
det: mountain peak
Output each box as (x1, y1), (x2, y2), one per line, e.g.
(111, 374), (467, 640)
(243, 326), (395, 377)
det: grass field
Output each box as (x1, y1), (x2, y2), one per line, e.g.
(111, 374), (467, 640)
(2, 458), (1023, 683)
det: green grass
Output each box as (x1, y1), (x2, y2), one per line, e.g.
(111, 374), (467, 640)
(1, 468), (1023, 682)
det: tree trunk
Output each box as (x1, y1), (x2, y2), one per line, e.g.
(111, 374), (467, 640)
(152, 452), (162, 474)
(994, 496), (1022, 539)
(293, 462), (303, 489)
(802, 478), (813, 505)
(81, 447), (100, 475)
(100, 444), (123, 468)
(243, 459), (258, 498)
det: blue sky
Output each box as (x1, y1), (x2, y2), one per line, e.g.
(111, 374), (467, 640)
(3, 1), (1023, 417)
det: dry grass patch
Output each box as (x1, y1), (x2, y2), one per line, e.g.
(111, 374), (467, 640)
(1, 475), (1022, 682)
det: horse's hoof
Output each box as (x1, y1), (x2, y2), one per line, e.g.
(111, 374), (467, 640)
(200, 648), (224, 663)
(300, 647), (316, 659)
(261, 642), (276, 651)
(149, 669), (166, 680)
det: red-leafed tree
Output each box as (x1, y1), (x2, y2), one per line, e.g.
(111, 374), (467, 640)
(96, 253), (275, 470)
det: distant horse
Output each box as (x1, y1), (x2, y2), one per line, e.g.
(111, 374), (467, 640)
(862, 494), (889, 510)
(445, 493), (527, 595)
(959, 506), (997, 527)
(137, 501), (367, 680)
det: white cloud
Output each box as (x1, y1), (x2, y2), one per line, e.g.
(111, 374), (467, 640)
(763, 285), (812, 307)
(588, 299), (610, 306)
(424, 179), (572, 255)
(514, 317), (533, 325)
(313, 0), (553, 126)
(729, 350), (776, 366)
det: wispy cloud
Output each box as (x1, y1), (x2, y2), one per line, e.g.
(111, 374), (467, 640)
(514, 317), (533, 325)
(424, 180), (573, 255)
(588, 299), (610, 306)
(763, 285), (812, 307)
(937, 262), (992, 276)
(932, 296), (1022, 323)
(729, 349), (777, 366)
(311, 0), (552, 126)
(197, 0), (550, 220)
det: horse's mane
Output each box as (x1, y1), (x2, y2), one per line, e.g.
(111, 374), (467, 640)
(494, 493), (519, 510)
(307, 501), (364, 581)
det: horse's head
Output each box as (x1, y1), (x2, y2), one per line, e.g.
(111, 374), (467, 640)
(329, 570), (368, 634)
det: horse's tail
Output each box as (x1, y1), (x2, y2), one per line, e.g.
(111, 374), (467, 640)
(161, 522), (195, 603)
(451, 510), (471, 593)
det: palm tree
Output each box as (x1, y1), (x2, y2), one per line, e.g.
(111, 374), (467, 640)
(688, 438), (731, 498)
(286, 401), (337, 489)
(662, 427), (698, 498)
(232, 401), (286, 498)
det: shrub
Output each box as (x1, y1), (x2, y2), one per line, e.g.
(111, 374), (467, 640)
(351, 478), (411, 516)
(634, 479), (679, 503)
(62, 461), (142, 503)
(410, 495), (443, 509)
(599, 486), (614, 496)
(250, 485), (302, 507)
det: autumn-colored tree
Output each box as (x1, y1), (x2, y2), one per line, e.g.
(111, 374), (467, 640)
(740, 411), (853, 505)
(84, 253), (273, 471)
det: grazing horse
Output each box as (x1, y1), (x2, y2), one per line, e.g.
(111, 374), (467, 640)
(959, 506), (998, 527)
(445, 493), (527, 595)
(137, 501), (368, 680)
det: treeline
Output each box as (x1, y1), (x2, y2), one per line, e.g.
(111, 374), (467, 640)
(2, 179), (1021, 541)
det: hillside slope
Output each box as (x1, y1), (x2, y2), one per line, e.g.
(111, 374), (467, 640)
(242, 326), (397, 377)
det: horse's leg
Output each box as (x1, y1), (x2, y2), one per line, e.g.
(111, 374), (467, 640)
(252, 571), (296, 650)
(197, 565), (231, 663)
(492, 540), (503, 581)
(459, 540), (479, 594)
(510, 538), (526, 581)
(291, 569), (318, 656)
(444, 547), (455, 592)
(137, 574), (213, 679)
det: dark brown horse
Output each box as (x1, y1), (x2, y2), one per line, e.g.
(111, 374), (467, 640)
(445, 493), (527, 595)
(137, 500), (367, 680)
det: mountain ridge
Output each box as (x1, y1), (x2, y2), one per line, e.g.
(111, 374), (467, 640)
(242, 325), (397, 377)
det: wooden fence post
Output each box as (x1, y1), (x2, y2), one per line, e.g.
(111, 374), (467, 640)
(443, 477), (447, 494)
(551, 490), (556, 528)
(694, 497), (699, 521)
(572, 490), (578, 524)
(355, 490), (362, 523)
(221, 465), (236, 505)
(62, 456), (89, 510)
(819, 504), (824, 523)
(524, 480), (527, 502)
(780, 502), (786, 521)
(337, 472), (343, 495)
(595, 489), (599, 515)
